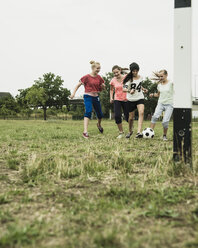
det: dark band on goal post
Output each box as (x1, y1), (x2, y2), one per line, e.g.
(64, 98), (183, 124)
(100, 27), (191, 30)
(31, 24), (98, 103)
(173, 0), (192, 165)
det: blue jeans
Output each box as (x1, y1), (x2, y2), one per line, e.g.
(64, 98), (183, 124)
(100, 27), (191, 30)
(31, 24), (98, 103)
(84, 95), (103, 119)
(151, 103), (173, 129)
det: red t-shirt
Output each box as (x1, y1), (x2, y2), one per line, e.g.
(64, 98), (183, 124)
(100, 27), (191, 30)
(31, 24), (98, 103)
(80, 74), (104, 93)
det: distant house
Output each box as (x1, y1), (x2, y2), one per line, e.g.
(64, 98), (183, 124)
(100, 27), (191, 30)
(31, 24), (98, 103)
(0, 92), (12, 99)
(69, 97), (84, 105)
(69, 97), (84, 120)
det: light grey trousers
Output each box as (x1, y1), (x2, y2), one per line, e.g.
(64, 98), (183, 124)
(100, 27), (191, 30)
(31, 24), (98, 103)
(151, 103), (173, 129)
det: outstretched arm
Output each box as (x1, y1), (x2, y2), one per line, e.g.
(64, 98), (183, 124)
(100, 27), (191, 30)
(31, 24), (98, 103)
(110, 85), (114, 103)
(149, 92), (160, 98)
(70, 81), (83, 99)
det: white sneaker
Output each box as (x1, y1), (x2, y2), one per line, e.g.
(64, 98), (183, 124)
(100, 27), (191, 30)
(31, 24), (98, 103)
(163, 135), (168, 141)
(117, 133), (124, 139)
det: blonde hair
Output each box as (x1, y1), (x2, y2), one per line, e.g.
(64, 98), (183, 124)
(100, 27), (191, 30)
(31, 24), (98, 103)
(90, 60), (100, 69)
(159, 69), (168, 75)
(151, 70), (168, 83)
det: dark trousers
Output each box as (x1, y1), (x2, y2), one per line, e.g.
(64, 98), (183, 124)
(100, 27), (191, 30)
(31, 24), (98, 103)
(114, 100), (129, 124)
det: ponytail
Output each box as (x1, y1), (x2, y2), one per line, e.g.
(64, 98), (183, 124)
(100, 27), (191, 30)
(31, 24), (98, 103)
(151, 70), (168, 83)
(112, 65), (129, 76)
(90, 60), (100, 69)
(123, 71), (133, 84)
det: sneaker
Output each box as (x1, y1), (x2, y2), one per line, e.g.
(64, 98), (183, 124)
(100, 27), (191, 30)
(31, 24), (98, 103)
(83, 132), (89, 139)
(135, 132), (143, 138)
(126, 132), (133, 139)
(97, 124), (104, 133)
(163, 135), (168, 141)
(117, 132), (124, 139)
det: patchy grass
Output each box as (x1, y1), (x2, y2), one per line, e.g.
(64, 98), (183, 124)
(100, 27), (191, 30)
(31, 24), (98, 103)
(0, 120), (198, 248)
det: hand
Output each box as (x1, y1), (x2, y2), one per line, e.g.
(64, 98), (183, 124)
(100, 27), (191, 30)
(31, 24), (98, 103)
(143, 89), (148, 93)
(149, 93), (154, 98)
(130, 89), (135, 94)
(70, 94), (75, 99)
(110, 99), (114, 104)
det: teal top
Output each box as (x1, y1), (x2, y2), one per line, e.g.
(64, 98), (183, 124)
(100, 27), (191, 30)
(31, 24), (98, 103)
(157, 81), (173, 105)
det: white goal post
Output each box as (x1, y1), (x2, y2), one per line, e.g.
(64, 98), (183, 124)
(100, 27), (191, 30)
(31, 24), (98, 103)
(173, 0), (192, 165)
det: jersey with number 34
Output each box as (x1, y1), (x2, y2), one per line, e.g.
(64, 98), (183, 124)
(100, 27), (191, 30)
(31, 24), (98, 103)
(123, 77), (144, 102)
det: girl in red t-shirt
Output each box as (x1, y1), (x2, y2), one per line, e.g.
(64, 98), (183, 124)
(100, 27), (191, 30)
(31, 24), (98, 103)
(70, 61), (105, 139)
(110, 65), (129, 138)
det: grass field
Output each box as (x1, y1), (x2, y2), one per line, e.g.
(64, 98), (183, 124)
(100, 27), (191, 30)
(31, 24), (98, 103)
(0, 120), (198, 248)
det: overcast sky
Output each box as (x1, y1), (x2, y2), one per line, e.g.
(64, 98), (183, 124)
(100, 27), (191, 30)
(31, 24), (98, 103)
(0, 0), (197, 97)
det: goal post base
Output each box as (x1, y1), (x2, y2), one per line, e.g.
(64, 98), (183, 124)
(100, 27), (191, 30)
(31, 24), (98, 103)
(173, 108), (192, 166)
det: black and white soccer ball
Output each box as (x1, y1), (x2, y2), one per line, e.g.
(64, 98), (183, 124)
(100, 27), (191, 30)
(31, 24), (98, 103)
(142, 128), (155, 139)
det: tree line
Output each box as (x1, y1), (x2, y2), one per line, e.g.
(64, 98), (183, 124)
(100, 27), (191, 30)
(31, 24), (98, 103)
(0, 72), (158, 120)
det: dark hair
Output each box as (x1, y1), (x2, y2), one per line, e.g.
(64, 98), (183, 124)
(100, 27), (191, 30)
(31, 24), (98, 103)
(112, 65), (121, 71)
(123, 62), (140, 84)
(130, 62), (140, 71)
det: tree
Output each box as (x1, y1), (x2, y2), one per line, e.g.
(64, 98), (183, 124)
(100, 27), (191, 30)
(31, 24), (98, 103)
(33, 73), (70, 120)
(16, 88), (33, 118)
(100, 72), (114, 118)
(16, 88), (30, 107)
(142, 78), (158, 119)
(0, 95), (19, 119)
(26, 86), (47, 110)
(61, 88), (71, 111)
(17, 73), (70, 120)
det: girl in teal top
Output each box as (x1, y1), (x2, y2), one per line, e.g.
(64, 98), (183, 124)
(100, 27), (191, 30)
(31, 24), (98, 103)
(150, 70), (174, 141)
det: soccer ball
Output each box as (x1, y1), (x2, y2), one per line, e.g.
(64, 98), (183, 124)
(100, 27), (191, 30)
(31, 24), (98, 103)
(142, 128), (155, 139)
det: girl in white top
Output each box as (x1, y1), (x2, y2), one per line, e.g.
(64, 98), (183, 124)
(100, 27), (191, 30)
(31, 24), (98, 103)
(150, 70), (174, 141)
(125, 76), (145, 102)
(123, 62), (148, 138)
